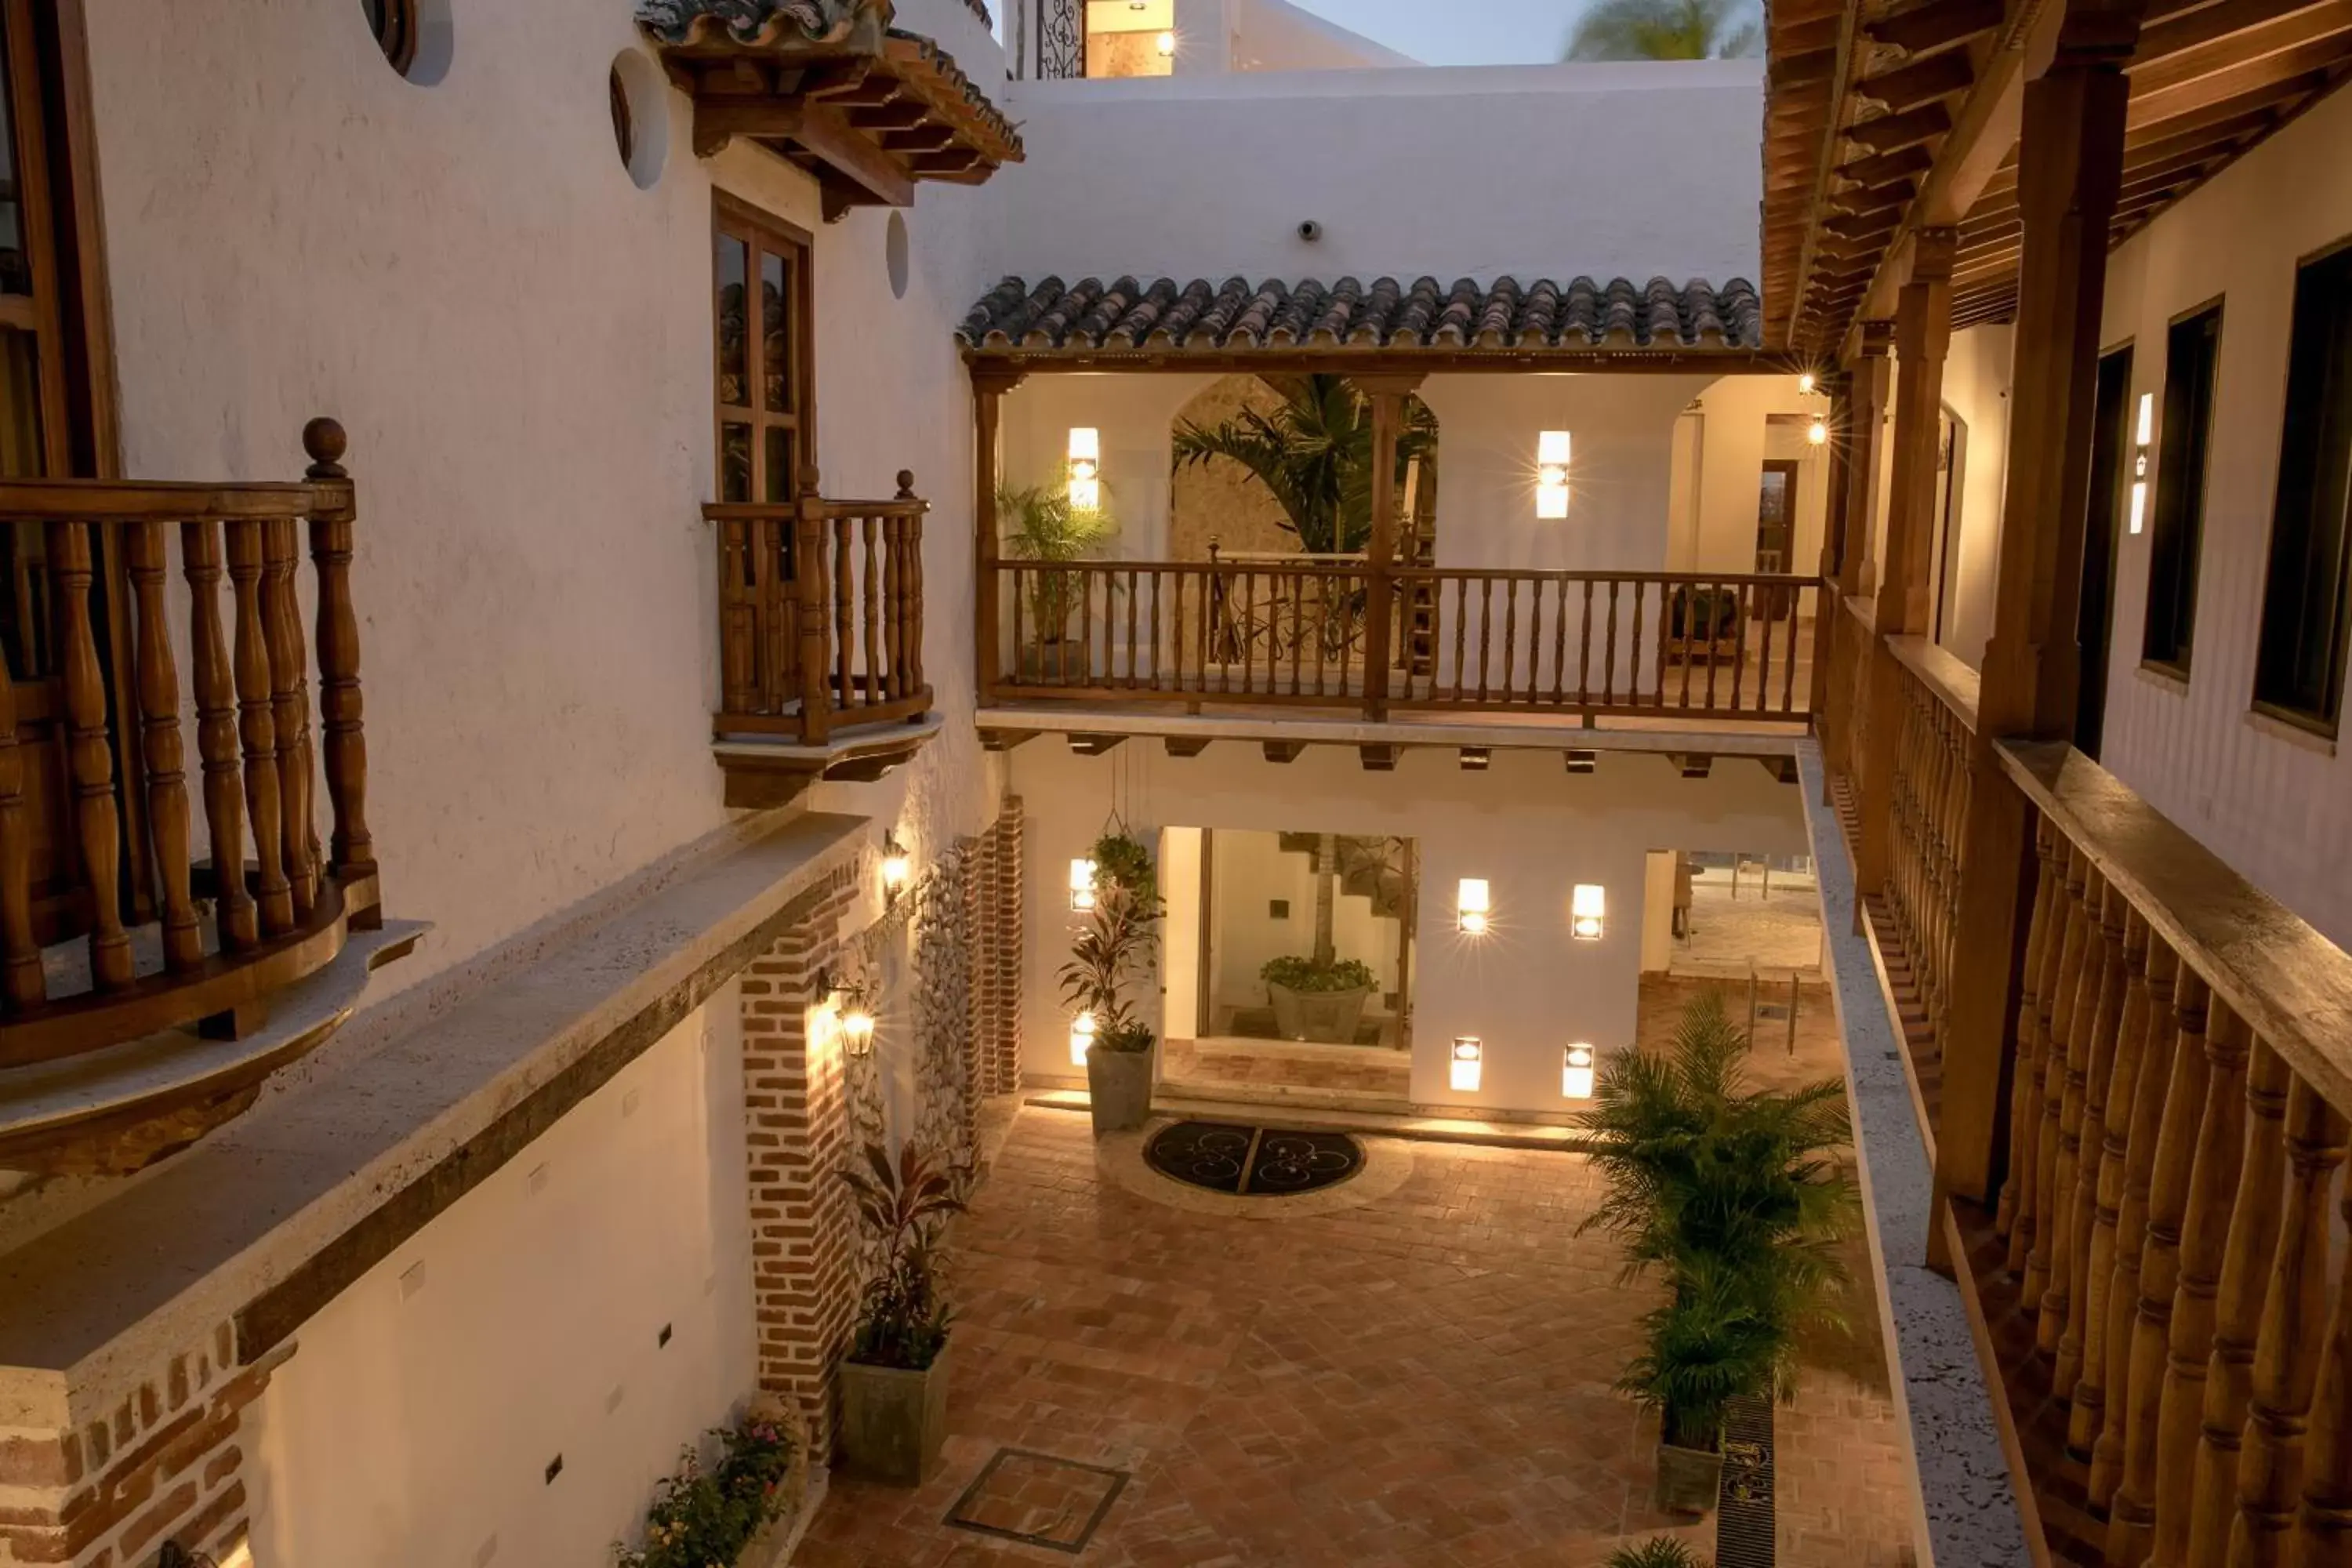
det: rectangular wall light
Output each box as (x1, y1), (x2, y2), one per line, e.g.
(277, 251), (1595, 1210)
(1069, 1011), (1096, 1066)
(1450, 1036), (1483, 1093)
(1068, 426), (1102, 512)
(2129, 394), (2153, 535)
(1563, 1043), (1596, 1100)
(1571, 884), (1606, 941)
(1536, 430), (1571, 520)
(1457, 878), (1490, 935)
(1070, 857), (1098, 912)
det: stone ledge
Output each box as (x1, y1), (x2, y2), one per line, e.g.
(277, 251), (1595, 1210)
(0, 810), (867, 1430)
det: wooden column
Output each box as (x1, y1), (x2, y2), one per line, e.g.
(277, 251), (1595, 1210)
(304, 418), (376, 906)
(1838, 321), (1894, 603)
(1853, 237), (1954, 907)
(1932, 1), (2141, 1214)
(1809, 373), (1854, 728)
(794, 466), (832, 745)
(1358, 375), (1422, 723)
(972, 372), (1020, 710)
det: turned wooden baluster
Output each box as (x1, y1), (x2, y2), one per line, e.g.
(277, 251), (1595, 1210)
(2040, 851), (2105, 1350)
(833, 511), (855, 712)
(2227, 1073), (2350, 1566)
(125, 517), (201, 971)
(2184, 1036), (2296, 1562)
(2151, 1000), (2259, 1568)
(862, 513), (883, 705)
(2058, 877), (2135, 1398)
(2111, 966), (2213, 1566)
(1997, 817), (2062, 1259)
(2027, 844), (2095, 1305)
(2091, 931), (2180, 1505)
(262, 516), (317, 919)
(183, 519), (255, 950)
(48, 518), (131, 988)
(0, 643), (39, 1008)
(305, 419), (375, 897)
(718, 516), (754, 713)
(225, 517), (292, 935)
(2296, 1188), (2352, 1565)
(2070, 903), (2154, 1454)
(898, 472), (923, 697)
(793, 470), (830, 744)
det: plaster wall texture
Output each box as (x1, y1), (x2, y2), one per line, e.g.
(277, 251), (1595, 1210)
(2092, 84), (2352, 947)
(246, 998), (758, 1568)
(994, 62), (1766, 285)
(1009, 737), (1808, 1112)
(1671, 373), (1832, 575)
(81, 0), (1003, 998)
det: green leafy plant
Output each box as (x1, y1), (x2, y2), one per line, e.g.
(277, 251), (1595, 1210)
(1090, 830), (1156, 903)
(1606, 1537), (1711, 1568)
(998, 482), (1115, 639)
(1259, 955), (1378, 993)
(839, 1140), (970, 1372)
(614, 1416), (796, 1568)
(1059, 875), (1163, 1055)
(1577, 989), (1856, 1452)
(1173, 374), (1436, 554)
(1565, 0), (1761, 60)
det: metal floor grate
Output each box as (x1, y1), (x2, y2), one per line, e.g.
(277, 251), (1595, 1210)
(1716, 1395), (1777, 1568)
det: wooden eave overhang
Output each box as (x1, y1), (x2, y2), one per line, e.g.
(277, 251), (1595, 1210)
(1763, 0), (2352, 356)
(957, 344), (1808, 376)
(641, 9), (1023, 223)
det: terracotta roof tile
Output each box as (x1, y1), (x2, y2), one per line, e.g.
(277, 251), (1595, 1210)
(960, 275), (1764, 355)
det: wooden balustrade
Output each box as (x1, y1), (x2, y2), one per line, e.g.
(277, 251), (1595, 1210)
(1888, 735), (2352, 1567)
(987, 561), (1823, 724)
(710, 468), (931, 745)
(0, 419), (378, 1065)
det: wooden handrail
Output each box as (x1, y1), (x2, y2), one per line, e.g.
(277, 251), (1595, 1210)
(0, 418), (376, 1064)
(1886, 633), (1981, 733)
(710, 469), (932, 744)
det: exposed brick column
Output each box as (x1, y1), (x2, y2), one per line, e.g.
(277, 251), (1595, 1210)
(739, 862), (859, 1457)
(955, 834), (985, 1160)
(984, 794), (1024, 1094)
(0, 1324), (285, 1567)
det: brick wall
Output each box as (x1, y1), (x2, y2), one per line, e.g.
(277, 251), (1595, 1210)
(980, 795), (1023, 1094)
(0, 1325), (285, 1568)
(739, 862), (860, 1456)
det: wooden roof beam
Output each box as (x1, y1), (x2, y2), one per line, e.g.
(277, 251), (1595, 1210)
(1870, 0), (2009, 53)
(1859, 49), (1982, 110)
(1848, 101), (1958, 150)
(2132, 0), (2347, 62)
(2129, 0), (2352, 92)
(2126, 31), (2352, 119)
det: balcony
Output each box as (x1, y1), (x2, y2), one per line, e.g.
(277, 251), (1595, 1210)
(0, 420), (416, 1174)
(709, 470), (938, 807)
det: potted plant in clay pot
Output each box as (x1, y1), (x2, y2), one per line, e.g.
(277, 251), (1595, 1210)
(1259, 955), (1379, 1044)
(1576, 990), (1856, 1517)
(1060, 832), (1163, 1136)
(999, 482), (1112, 684)
(614, 1399), (805, 1568)
(836, 1139), (970, 1486)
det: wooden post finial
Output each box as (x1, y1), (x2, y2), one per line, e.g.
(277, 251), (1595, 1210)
(895, 469), (916, 499)
(303, 417), (349, 478)
(797, 463), (823, 500)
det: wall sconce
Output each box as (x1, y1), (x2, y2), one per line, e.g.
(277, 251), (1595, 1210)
(1067, 426), (1102, 512)
(2129, 391), (2153, 535)
(1563, 1042), (1597, 1100)
(816, 968), (877, 1056)
(1570, 884), (1606, 941)
(1069, 857), (1098, 912)
(1797, 371), (1817, 395)
(1456, 878), (1490, 935)
(1450, 1036), (1483, 1092)
(1156, 29), (1176, 56)
(1069, 1010), (1097, 1066)
(1536, 430), (1571, 520)
(879, 830), (911, 905)
(1806, 417), (1828, 447)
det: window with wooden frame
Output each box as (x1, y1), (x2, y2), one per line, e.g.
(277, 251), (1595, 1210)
(2142, 301), (2223, 674)
(713, 197), (814, 506)
(362, 0), (419, 76)
(2254, 241), (2352, 735)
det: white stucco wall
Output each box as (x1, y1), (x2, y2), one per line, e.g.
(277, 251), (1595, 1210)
(1230, 0), (1421, 70)
(1011, 739), (1809, 1112)
(1932, 325), (2015, 668)
(247, 997), (756, 1567)
(1671, 374), (1831, 575)
(2090, 83), (2352, 946)
(994, 62), (1765, 285)
(83, 0), (1004, 991)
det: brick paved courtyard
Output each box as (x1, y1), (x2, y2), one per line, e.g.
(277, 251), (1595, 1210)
(796, 1098), (1914, 1566)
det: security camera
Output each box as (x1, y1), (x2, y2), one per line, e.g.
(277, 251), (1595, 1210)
(1298, 220), (1323, 243)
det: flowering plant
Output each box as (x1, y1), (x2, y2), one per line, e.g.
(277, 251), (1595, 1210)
(614, 1415), (797, 1568)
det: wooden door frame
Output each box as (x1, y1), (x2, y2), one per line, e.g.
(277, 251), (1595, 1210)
(711, 191), (815, 505)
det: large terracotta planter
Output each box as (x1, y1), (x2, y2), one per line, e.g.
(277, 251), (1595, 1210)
(1267, 981), (1374, 1044)
(1086, 1041), (1155, 1135)
(1652, 1439), (1723, 1516)
(840, 1345), (951, 1486)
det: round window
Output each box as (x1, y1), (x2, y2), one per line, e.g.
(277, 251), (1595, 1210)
(608, 50), (670, 191)
(364, 0), (452, 84)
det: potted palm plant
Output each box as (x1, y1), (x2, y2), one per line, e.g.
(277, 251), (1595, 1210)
(836, 1139), (969, 1485)
(1060, 831), (1161, 1135)
(1577, 989), (1856, 1515)
(1258, 833), (1377, 1043)
(998, 482), (1113, 682)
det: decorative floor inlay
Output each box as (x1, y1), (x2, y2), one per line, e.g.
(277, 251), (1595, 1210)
(1716, 1394), (1777, 1567)
(943, 1446), (1130, 1553)
(1143, 1120), (1363, 1196)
